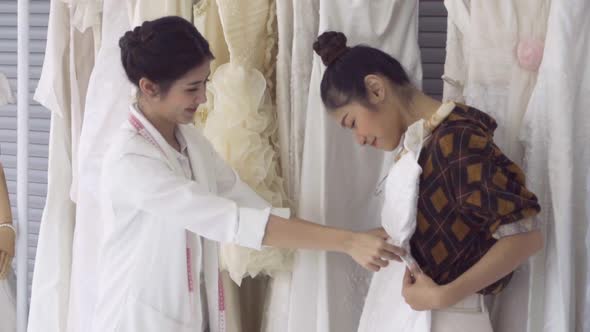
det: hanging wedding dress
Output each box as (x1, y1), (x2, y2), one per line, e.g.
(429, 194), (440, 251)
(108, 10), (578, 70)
(288, 1), (422, 331)
(0, 72), (16, 332)
(275, 0), (319, 206)
(202, 1), (294, 330)
(519, 0), (590, 330)
(62, 0), (103, 55)
(260, 2), (300, 331)
(67, 1), (131, 331)
(442, 0), (550, 164)
(274, 0), (293, 201)
(126, 0), (192, 28)
(442, 2), (551, 331)
(192, 0), (229, 129)
(206, 0), (293, 281)
(27, 0), (95, 331)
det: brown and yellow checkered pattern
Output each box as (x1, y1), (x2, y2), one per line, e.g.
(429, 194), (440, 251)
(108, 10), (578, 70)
(410, 104), (540, 295)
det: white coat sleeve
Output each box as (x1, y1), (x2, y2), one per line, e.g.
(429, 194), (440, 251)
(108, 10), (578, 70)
(108, 153), (270, 250)
(208, 140), (291, 218)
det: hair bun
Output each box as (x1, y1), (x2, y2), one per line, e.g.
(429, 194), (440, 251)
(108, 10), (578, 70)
(313, 31), (350, 66)
(119, 26), (143, 51)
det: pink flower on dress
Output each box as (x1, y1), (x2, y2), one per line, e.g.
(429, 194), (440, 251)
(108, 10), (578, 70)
(517, 38), (545, 71)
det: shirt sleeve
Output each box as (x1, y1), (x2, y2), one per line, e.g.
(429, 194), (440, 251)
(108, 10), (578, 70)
(448, 127), (541, 238)
(108, 152), (271, 250)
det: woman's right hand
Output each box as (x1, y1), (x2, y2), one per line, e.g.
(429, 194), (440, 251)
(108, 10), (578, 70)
(345, 228), (405, 272)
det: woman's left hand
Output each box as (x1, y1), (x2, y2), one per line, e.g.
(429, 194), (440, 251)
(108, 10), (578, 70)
(402, 267), (454, 311)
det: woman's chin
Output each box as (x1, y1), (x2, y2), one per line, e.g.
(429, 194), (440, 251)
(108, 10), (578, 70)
(380, 141), (397, 151)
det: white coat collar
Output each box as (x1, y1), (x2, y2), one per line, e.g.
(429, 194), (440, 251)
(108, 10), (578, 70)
(128, 104), (187, 175)
(128, 105), (214, 192)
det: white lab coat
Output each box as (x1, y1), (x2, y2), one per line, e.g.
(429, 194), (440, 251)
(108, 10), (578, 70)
(91, 106), (281, 332)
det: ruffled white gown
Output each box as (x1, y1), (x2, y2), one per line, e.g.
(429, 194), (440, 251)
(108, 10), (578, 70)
(288, 1), (422, 331)
(204, 0), (292, 291)
(199, 1), (294, 331)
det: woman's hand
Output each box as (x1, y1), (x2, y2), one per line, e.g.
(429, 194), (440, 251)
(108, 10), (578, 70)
(0, 226), (15, 280)
(402, 267), (456, 311)
(345, 228), (405, 272)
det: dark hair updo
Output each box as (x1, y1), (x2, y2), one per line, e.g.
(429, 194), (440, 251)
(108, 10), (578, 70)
(119, 16), (214, 94)
(313, 31), (412, 109)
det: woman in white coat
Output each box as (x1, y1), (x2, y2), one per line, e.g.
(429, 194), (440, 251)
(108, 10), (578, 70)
(312, 32), (545, 332)
(90, 17), (402, 332)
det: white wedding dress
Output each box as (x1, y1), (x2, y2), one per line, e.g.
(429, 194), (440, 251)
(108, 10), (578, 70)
(519, 0), (590, 331)
(28, 0), (95, 331)
(67, 1), (132, 331)
(288, 1), (422, 331)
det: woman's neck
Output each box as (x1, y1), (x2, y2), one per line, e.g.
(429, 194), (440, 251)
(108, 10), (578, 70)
(137, 99), (178, 149)
(402, 90), (442, 129)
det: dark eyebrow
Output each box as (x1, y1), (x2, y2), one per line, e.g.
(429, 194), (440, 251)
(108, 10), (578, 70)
(187, 72), (211, 85)
(187, 80), (204, 86)
(340, 113), (348, 127)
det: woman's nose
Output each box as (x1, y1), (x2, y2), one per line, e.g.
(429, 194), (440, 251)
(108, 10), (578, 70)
(196, 89), (207, 104)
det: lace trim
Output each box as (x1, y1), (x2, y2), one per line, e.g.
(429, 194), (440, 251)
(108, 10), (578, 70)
(492, 217), (541, 239)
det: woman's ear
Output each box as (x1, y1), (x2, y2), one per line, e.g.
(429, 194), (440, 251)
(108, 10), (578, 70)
(138, 77), (160, 99)
(364, 74), (386, 105)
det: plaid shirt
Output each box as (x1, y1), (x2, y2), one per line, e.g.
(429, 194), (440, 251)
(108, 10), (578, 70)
(410, 104), (541, 294)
